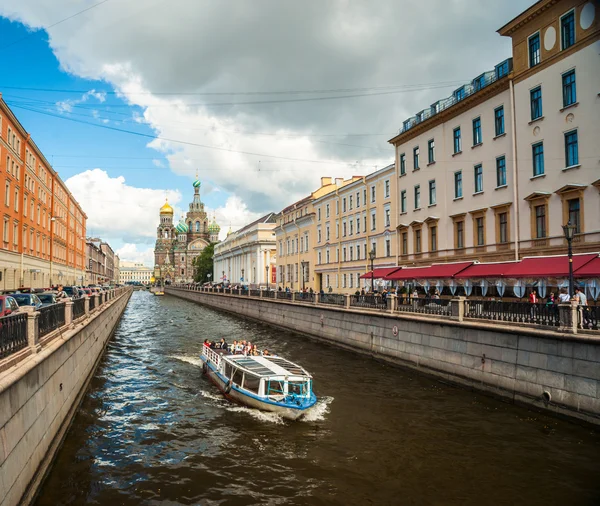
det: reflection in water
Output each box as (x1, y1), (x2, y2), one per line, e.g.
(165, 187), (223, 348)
(36, 291), (600, 505)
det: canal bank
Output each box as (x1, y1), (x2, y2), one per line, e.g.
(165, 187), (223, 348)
(0, 288), (132, 506)
(166, 287), (600, 426)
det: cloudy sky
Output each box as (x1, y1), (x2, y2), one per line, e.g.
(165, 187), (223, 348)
(0, 0), (532, 266)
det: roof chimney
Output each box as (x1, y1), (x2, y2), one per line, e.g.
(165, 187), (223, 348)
(320, 177), (332, 186)
(335, 178), (343, 186)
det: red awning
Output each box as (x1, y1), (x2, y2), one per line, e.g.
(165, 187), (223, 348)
(359, 267), (402, 279)
(504, 253), (598, 278)
(574, 256), (600, 277)
(454, 261), (519, 279)
(385, 262), (472, 281)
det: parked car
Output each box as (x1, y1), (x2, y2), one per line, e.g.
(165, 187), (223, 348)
(0, 295), (20, 317)
(82, 288), (93, 297)
(37, 292), (58, 308)
(11, 293), (43, 310)
(63, 286), (81, 299)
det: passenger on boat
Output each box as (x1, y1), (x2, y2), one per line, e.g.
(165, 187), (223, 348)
(262, 349), (270, 356)
(235, 341), (244, 354)
(218, 338), (228, 350)
(251, 345), (259, 356)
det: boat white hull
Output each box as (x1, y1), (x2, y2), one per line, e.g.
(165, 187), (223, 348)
(201, 357), (313, 420)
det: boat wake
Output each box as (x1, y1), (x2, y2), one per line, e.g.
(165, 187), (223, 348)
(169, 354), (203, 368)
(301, 396), (333, 422)
(226, 406), (286, 425)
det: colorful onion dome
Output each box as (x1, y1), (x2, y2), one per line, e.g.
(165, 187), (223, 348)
(176, 216), (188, 234)
(208, 216), (220, 234)
(193, 179), (201, 188)
(160, 199), (174, 214)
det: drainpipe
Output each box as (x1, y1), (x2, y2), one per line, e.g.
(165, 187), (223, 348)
(509, 77), (520, 262)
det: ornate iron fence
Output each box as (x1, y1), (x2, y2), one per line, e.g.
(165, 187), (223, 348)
(294, 292), (315, 303)
(38, 303), (67, 337)
(89, 296), (96, 311)
(464, 300), (560, 326)
(263, 290), (276, 299)
(350, 294), (387, 310)
(73, 297), (86, 319)
(276, 291), (293, 300)
(249, 289), (261, 297)
(0, 312), (28, 359)
(319, 293), (345, 306)
(396, 297), (451, 316)
(581, 305), (599, 331)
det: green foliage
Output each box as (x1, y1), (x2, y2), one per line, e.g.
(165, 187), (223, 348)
(193, 243), (215, 282)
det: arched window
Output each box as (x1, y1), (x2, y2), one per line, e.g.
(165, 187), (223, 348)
(195, 221), (200, 232)
(164, 230), (169, 239)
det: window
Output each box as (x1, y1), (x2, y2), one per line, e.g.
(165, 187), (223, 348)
(326, 225), (330, 241)
(499, 212), (508, 244)
(336, 200), (339, 215)
(3, 217), (8, 242)
(342, 222), (346, 237)
(494, 106), (505, 136)
(371, 212), (376, 230)
(428, 139), (435, 163)
(318, 228), (322, 242)
(356, 245), (360, 260)
(326, 249), (330, 263)
(401, 232), (408, 255)
(528, 32), (540, 67)
(384, 180), (390, 198)
(568, 198), (580, 233)
(533, 204), (546, 238)
(349, 195), (353, 210)
(456, 221), (464, 249)
(349, 219), (353, 235)
(532, 142), (544, 176)
(562, 70), (576, 107)
(414, 185), (420, 209)
(342, 198), (346, 212)
(474, 165), (483, 193)
(413, 146), (419, 170)
(401, 190), (407, 213)
(5, 182), (9, 206)
(565, 130), (578, 167)
(428, 180), (436, 205)
(496, 59), (510, 79)
(476, 217), (485, 246)
(349, 246), (353, 261)
(356, 218), (360, 234)
(561, 10), (575, 50)
(454, 171), (463, 199)
(415, 229), (422, 253)
(530, 86), (542, 120)
(14, 190), (18, 211)
(472, 117), (482, 145)
(385, 208), (390, 227)
(363, 189), (367, 205)
(356, 192), (360, 207)
(400, 153), (406, 175)
(326, 204), (330, 218)
(371, 186), (376, 203)
(496, 156), (507, 187)
(318, 251), (322, 264)
(385, 238), (391, 257)
(454, 87), (465, 101)
(453, 127), (461, 153)
(430, 226), (437, 252)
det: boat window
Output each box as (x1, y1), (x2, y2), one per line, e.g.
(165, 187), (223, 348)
(224, 363), (233, 378)
(232, 368), (243, 386)
(288, 381), (308, 396)
(243, 373), (260, 394)
(267, 380), (285, 397)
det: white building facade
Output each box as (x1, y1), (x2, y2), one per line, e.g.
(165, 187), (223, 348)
(119, 261), (153, 284)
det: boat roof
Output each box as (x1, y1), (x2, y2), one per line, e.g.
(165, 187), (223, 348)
(224, 354), (311, 379)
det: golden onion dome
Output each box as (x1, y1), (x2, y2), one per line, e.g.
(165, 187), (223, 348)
(160, 199), (174, 215)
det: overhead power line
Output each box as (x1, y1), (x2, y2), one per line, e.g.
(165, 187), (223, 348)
(0, 0), (111, 50)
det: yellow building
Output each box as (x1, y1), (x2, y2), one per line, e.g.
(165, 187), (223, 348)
(313, 164), (397, 293)
(274, 177), (361, 291)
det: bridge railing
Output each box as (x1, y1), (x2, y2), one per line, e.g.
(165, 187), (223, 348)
(0, 286), (132, 367)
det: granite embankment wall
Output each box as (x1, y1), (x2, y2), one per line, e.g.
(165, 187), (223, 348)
(0, 289), (132, 506)
(167, 287), (600, 425)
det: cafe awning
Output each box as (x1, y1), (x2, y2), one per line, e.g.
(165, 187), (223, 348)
(504, 253), (597, 278)
(454, 261), (519, 279)
(574, 256), (600, 277)
(359, 267), (402, 279)
(385, 262), (472, 281)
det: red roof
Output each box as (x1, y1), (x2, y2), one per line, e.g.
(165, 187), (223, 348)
(385, 262), (472, 280)
(454, 261), (519, 279)
(504, 253), (597, 278)
(359, 267), (402, 279)
(574, 256), (600, 277)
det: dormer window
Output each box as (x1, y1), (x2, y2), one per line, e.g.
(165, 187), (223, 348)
(454, 87), (465, 101)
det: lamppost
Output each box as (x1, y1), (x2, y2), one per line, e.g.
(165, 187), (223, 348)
(241, 268), (245, 283)
(369, 248), (376, 293)
(266, 265), (270, 291)
(207, 273), (212, 284)
(301, 261), (307, 291)
(562, 220), (577, 297)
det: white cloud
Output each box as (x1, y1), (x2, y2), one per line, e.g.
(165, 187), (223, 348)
(213, 196), (263, 240)
(56, 88), (107, 113)
(64, 169), (181, 244)
(115, 243), (155, 267)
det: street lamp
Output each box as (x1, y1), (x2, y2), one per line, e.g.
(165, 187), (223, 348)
(369, 248), (376, 293)
(301, 261), (306, 291)
(266, 265), (270, 291)
(207, 273), (212, 284)
(562, 220), (577, 297)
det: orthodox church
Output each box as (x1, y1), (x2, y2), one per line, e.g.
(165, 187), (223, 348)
(153, 178), (220, 283)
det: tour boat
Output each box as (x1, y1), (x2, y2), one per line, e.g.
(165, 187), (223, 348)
(200, 344), (317, 420)
(153, 290), (165, 296)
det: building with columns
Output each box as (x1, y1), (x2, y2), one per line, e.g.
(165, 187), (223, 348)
(153, 178), (220, 284)
(213, 213), (277, 287)
(119, 261), (153, 284)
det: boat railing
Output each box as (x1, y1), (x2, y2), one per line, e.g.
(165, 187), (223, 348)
(202, 344), (222, 367)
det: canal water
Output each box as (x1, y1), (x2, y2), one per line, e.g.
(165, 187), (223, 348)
(36, 291), (599, 506)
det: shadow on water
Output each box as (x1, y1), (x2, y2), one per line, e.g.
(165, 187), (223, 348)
(35, 291), (600, 506)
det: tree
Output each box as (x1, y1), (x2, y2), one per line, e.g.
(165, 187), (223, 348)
(193, 243), (215, 283)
